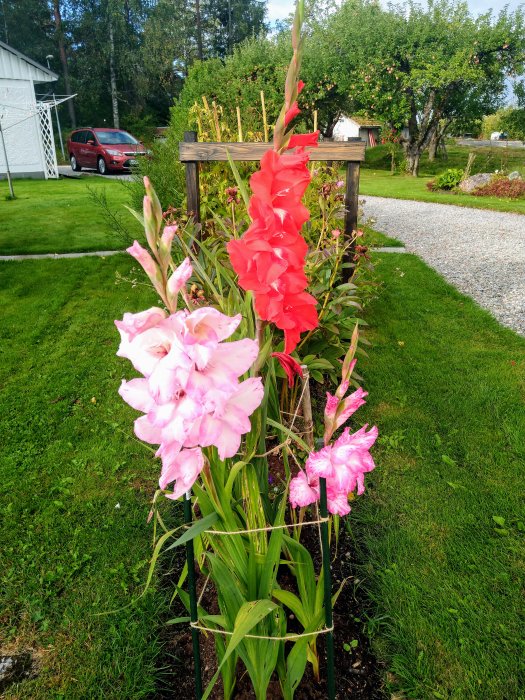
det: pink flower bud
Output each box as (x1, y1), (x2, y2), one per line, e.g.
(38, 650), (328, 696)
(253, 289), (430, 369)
(143, 196), (158, 252)
(127, 241), (165, 302)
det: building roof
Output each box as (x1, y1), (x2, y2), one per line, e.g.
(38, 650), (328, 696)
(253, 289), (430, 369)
(350, 116), (383, 128)
(0, 40), (58, 83)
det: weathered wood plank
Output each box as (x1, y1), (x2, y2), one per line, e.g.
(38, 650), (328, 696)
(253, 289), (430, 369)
(183, 131), (201, 225)
(343, 161), (360, 274)
(179, 140), (366, 163)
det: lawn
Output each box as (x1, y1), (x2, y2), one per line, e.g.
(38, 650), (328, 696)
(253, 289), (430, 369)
(0, 178), (140, 255)
(354, 251), (525, 700)
(0, 256), (173, 699)
(2, 236), (524, 700)
(359, 144), (525, 214)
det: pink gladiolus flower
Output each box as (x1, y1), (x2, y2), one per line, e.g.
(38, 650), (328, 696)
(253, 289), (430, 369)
(325, 387), (368, 433)
(127, 240), (159, 282)
(289, 470), (319, 508)
(161, 225), (178, 245)
(159, 446), (204, 500)
(167, 257), (192, 306)
(291, 424), (378, 515)
(116, 305), (264, 497)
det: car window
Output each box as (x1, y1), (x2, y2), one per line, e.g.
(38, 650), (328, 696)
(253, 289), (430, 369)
(71, 131), (82, 143)
(95, 130), (139, 145)
(85, 131), (96, 144)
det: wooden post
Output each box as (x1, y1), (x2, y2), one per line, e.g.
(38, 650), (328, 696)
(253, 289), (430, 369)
(184, 131), (201, 227)
(344, 160), (360, 273)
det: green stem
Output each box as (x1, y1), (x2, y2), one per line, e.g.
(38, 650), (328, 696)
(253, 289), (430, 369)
(319, 478), (335, 700)
(184, 492), (203, 699)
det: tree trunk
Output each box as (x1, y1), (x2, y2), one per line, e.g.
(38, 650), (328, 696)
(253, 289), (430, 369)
(406, 146), (420, 176)
(53, 0), (76, 128)
(109, 21), (119, 128)
(195, 0), (203, 60)
(428, 130), (439, 162)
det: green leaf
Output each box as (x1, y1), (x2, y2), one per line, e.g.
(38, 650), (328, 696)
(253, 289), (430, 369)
(441, 454), (457, 467)
(164, 512), (219, 552)
(166, 616), (191, 625)
(202, 600), (278, 700)
(226, 151), (250, 209)
(492, 515), (506, 527)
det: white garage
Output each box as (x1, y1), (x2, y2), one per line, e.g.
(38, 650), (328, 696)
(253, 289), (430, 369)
(0, 40), (59, 179)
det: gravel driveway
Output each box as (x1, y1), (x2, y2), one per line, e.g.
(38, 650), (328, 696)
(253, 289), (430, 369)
(363, 196), (525, 336)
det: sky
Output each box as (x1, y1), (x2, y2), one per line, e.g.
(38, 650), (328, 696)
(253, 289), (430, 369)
(266, 0), (524, 23)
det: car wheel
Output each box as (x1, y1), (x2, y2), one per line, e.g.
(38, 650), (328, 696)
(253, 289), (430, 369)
(97, 156), (107, 175)
(70, 155), (81, 172)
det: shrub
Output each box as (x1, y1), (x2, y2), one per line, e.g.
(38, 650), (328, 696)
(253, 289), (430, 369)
(473, 177), (525, 198)
(427, 168), (464, 191)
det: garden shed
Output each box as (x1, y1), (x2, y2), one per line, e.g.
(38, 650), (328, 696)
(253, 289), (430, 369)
(333, 115), (383, 146)
(0, 40), (59, 179)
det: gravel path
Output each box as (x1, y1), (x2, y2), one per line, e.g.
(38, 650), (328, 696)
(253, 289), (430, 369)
(363, 196), (525, 336)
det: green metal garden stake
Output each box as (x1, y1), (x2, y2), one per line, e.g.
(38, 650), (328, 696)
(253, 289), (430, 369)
(319, 477), (336, 700)
(184, 491), (203, 699)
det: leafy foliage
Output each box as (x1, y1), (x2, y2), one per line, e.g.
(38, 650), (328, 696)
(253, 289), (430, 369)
(427, 168), (464, 191)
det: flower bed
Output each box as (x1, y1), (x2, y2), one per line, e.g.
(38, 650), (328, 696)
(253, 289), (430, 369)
(114, 3), (379, 697)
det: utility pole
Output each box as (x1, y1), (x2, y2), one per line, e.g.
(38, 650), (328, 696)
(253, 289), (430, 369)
(0, 115), (15, 198)
(46, 55), (65, 159)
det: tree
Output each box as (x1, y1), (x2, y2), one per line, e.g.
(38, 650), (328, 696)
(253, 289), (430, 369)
(52, 0), (76, 127)
(202, 0), (267, 58)
(0, 0), (53, 59)
(323, 0), (525, 175)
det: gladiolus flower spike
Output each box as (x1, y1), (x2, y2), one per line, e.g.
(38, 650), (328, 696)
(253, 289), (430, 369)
(116, 289), (264, 500)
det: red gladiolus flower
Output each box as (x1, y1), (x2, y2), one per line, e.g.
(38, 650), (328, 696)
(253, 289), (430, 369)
(271, 352), (304, 387)
(284, 102), (301, 126)
(287, 131), (320, 149)
(297, 80), (305, 95)
(227, 102), (320, 354)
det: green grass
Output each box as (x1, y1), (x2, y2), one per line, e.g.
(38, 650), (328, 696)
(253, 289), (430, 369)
(363, 224), (403, 248)
(354, 252), (525, 700)
(359, 144), (525, 214)
(0, 178), (140, 255)
(0, 256), (173, 698)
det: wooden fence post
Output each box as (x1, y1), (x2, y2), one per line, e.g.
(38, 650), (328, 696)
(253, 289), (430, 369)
(184, 131), (201, 227)
(344, 160), (360, 272)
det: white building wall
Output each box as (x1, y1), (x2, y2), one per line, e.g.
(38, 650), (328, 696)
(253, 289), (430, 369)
(332, 117), (360, 141)
(0, 77), (45, 177)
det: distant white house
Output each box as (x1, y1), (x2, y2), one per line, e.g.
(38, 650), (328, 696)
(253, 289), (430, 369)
(0, 40), (59, 179)
(332, 116), (383, 146)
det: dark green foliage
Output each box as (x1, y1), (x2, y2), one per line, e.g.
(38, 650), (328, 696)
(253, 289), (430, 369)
(428, 168), (464, 191)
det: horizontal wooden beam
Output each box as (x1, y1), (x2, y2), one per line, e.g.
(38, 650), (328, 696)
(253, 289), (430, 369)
(179, 140), (366, 163)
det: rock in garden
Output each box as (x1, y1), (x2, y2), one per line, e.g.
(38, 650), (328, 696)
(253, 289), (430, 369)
(0, 654), (33, 691)
(459, 173), (492, 193)
(508, 171), (522, 181)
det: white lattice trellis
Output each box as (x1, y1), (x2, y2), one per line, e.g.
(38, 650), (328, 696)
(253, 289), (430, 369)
(37, 103), (58, 179)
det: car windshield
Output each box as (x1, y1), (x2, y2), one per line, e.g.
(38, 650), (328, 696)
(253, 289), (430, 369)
(96, 131), (139, 145)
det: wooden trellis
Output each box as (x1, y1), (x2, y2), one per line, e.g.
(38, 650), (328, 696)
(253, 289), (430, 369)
(179, 131), (365, 252)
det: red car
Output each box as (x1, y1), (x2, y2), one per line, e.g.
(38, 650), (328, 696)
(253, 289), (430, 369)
(67, 127), (147, 174)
